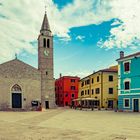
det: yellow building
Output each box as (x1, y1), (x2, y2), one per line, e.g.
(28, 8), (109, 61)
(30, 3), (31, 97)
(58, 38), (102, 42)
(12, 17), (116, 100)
(78, 67), (118, 109)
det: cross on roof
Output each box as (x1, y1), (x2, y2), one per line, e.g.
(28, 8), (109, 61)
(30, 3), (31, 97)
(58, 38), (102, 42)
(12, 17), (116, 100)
(15, 53), (17, 59)
(44, 0), (47, 13)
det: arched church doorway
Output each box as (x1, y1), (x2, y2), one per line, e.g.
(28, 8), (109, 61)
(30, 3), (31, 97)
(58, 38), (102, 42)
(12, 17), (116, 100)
(11, 84), (22, 108)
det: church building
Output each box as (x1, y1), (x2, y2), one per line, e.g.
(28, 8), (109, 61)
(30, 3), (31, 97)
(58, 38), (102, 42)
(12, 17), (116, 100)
(0, 11), (55, 110)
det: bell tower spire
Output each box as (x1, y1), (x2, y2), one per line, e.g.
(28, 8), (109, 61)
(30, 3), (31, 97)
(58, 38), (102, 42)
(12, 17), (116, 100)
(40, 12), (51, 33)
(38, 7), (55, 109)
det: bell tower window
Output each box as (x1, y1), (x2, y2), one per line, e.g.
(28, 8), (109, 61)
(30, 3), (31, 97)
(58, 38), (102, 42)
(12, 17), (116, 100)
(43, 38), (46, 48)
(47, 39), (50, 48)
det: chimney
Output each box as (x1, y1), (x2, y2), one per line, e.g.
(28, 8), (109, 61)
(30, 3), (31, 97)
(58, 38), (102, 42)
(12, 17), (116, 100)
(120, 51), (124, 58)
(60, 73), (62, 78)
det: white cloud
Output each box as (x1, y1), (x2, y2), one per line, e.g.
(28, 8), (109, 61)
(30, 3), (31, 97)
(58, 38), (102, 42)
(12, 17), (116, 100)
(0, 0), (140, 63)
(111, 19), (122, 27)
(0, 0), (114, 62)
(76, 35), (85, 41)
(98, 0), (140, 49)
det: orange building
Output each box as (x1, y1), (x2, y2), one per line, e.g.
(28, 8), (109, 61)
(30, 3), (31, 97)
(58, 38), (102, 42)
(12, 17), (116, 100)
(55, 75), (80, 107)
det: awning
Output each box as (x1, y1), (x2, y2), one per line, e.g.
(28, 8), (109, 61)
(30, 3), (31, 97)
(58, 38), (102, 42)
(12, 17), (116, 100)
(73, 97), (99, 101)
(81, 98), (99, 101)
(72, 98), (81, 101)
(107, 98), (116, 100)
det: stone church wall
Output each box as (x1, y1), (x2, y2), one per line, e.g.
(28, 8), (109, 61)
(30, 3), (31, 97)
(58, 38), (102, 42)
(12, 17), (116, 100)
(0, 76), (41, 110)
(0, 59), (41, 110)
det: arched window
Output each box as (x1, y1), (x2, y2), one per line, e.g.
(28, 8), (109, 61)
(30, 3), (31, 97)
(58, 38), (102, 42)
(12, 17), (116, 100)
(11, 84), (22, 92)
(47, 39), (50, 48)
(43, 38), (46, 48)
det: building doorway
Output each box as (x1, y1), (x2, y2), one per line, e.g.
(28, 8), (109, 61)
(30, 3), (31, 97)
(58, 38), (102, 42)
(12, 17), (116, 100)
(12, 93), (22, 108)
(71, 101), (74, 106)
(108, 100), (114, 109)
(133, 99), (139, 112)
(65, 102), (68, 106)
(94, 100), (100, 108)
(45, 101), (49, 109)
(11, 84), (22, 108)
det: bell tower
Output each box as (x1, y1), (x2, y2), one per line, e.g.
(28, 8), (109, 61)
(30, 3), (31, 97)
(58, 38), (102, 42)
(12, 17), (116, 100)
(38, 11), (55, 109)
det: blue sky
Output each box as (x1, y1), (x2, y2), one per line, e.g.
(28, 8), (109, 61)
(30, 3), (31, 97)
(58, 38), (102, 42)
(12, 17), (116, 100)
(53, 0), (73, 9)
(0, 0), (140, 78)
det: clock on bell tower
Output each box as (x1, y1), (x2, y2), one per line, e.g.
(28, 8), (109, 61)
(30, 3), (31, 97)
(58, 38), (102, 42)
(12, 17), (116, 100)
(38, 11), (55, 109)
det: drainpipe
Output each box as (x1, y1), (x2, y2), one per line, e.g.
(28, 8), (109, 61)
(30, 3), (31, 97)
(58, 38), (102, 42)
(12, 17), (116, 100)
(90, 76), (91, 98)
(101, 72), (103, 108)
(89, 76), (91, 108)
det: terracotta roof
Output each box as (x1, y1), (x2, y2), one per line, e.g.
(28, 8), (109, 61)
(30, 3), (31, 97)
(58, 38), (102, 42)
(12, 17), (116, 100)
(80, 68), (118, 81)
(100, 68), (118, 72)
(117, 52), (140, 61)
(55, 76), (80, 81)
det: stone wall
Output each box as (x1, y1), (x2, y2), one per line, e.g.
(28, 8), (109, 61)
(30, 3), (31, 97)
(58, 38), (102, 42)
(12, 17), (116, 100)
(0, 59), (41, 110)
(0, 59), (41, 80)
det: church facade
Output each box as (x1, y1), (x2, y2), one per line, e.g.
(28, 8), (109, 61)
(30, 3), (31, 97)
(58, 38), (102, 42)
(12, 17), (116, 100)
(0, 12), (55, 110)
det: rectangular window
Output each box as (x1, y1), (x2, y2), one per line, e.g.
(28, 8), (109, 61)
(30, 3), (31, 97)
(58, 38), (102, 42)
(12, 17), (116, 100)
(71, 79), (75, 82)
(124, 81), (130, 90)
(81, 91), (84, 96)
(92, 78), (94, 83)
(71, 86), (76, 90)
(65, 93), (68, 97)
(81, 82), (84, 87)
(109, 75), (113, 81)
(124, 62), (130, 72)
(72, 94), (75, 98)
(65, 102), (68, 106)
(87, 79), (90, 84)
(97, 76), (99, 82)
(85, 90), (87, 95)
(88, 89), (89, 95)
(95, 88), (100, 94)
(109, 88), (113, 94)
(124, 99), (130, 108)
(92, 89), (94, 94)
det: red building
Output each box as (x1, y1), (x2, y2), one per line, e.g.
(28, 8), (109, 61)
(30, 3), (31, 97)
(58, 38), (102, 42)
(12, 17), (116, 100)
(55, 75), (80, 107)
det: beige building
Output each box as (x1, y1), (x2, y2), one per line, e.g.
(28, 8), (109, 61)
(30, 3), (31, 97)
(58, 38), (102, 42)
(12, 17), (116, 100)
(78, 66), (118, 109)
(0, 11), (55, 110)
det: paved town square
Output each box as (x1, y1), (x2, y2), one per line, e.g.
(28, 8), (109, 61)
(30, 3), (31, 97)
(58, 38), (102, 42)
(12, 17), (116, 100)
(0, 109), (139, 140)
